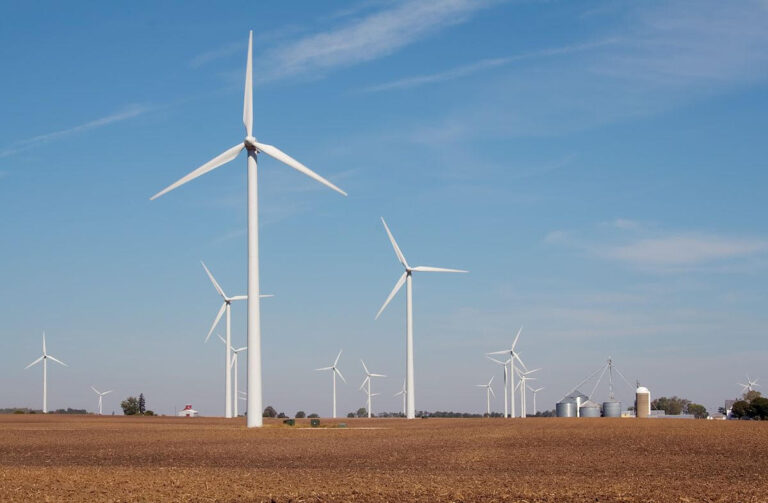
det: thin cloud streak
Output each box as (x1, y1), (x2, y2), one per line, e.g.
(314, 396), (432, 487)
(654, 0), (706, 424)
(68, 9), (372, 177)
(0, 104), (152, 158)
(363, 39), (620, 92)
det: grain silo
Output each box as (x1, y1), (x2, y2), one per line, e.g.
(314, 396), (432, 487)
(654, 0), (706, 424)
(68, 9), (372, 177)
(556, 399), (577, 417)
(635, 386), (651, 418)
(579, 400), (601, 417)
(602, 400), (621, 417)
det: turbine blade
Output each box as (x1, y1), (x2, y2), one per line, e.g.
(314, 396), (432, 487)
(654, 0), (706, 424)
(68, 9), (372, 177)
(103, 390), (114, 395)
(91, 386), (100, 394)
(380, 218), (408, 269)
(335, 367), (347, 384)
(205, 303), (227, 343)
(229, 295), (248, 301)
(511, 326), (523, 351)
(259, 294), (274, 298)
(150, 144), (244, 200)
(201, 261), (227, 299)
(24, 356), (44, 369)
(334, 350), (343, 366)
(315, 366), (333, 371)
(359, 376), (369, 391)
(47, 355), (68, 367)
(254, 141), (347, 196)
(217, 333), (226, 345)
(360, 359), (370, 375)
(243, 31), (253, 137)
(371, 373), (386, 378)
(486, 350), (511, 356)
(490, 387), (496, 397)
(410, 266), (468, 273)
(42, 332), (47, 355)
(375, 272), (407, 320)
(514, 353), (528, 371)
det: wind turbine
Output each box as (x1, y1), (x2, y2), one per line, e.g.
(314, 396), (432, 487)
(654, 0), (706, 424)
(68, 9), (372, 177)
(151, 31), (347, 428)
(359, 360), (386, 418)
(394, 380), (407, 416)
(315, 350), (346, 418)
(487, 326), (525, 418)
(487, 356), (511, 418)
(375, 218), (467, 419)
(475, 376), (495, 416)
(217, 334), (247, 417)
(24, 332), (67, 413)
(528, 385), (544, 416)
(738, 375), (760, 394)
(90, 387), (114, 415)
(515, 367), (540, 418)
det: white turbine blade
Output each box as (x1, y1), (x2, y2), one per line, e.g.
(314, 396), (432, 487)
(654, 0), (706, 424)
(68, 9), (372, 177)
(486, 356), (506, 366)
(230, 354), (236, 369)
(42, 332), (47, 355)
(315, 366), (333, 371)
(150, 143), (244, 200)
(515, 380), (522, 391)
(359, 376), (369, 391)
(488, 376), (494, 386)
(370, 393), (381, 397)
(360, 359), (370, 375)
(243, 31), (253, 137)
(259, 294), (274, 298)
(234, 346), (247, 352)
(410, 266), (468, 273)
(334, 350), (343, 367)
(394, 390), (404, 396)
(205, 303), (227, 343)
(335, 367), (347, 384)
(375, 272), (407, 320)
(487, 349), (511, 356)
(475, 384), (486, 388)
(380, 218), (409, 269)
(489, 386), (496, 397)
(525, 368), (542, 375)
(201, 261), (227, 299)
(254, 141), (347, 196)
(103, 390), (114, 395)
(510, 326), (523, 351)
(514, 353), (528, 371)
(25, 356), (44, 369)
(47, 355), (68, 367)
(371, 373), (386, 378)
(91, 386), (100, 394)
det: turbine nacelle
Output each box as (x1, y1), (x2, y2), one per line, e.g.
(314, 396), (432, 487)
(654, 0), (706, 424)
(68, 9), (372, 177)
(244, 136), (259, 151)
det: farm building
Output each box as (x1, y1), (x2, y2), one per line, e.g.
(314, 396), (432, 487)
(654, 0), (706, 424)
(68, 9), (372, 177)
(177, 405), (198, 417)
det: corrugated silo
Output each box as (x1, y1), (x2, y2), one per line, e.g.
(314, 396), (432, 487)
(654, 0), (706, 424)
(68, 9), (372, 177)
(636, 387), (651, 418)
(602, 401), (621, 417)
(579, 400), (601, 417)
(556, 400), (576, 417)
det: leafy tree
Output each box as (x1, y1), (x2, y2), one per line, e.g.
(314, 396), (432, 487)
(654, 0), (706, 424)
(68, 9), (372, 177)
(277, 412), (287, 418)
(121, 397), (140, 416)
(138, 394), (146, 415)
(743, 390), (762, 402)
(356, 407), (367, 418)
(686, 403), (708, 419)
(307, 413), (319, 418)
(262, 406), (277, 418)
(750, 397), (768, 420)
(295, 411), (306, 418)
(144, 410), (155, 416)
(731, 400), (750, 419)
(717, 407), (727, 415)
(347, 412), (355, 418)
(651, 396), (690, 415)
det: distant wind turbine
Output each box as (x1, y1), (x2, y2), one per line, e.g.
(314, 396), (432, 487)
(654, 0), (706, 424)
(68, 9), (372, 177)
(359, 360), (386, 418)
(375, 217), (467, 419)
(515, 367), (540, 418)
(25, 332), (67, 413)
(217, 334), (247, 417)
(394, 380), (407, 416)
(738, 375), (760, 394)
(90, 387), (114, 415)
(316, 350), (346, 418)
(487, 355), (511, 418)
(475, 376), (495, 415)
(528, 385), (544, 416)
(487, 326), (526, 418)
(151, 31), (346, 428)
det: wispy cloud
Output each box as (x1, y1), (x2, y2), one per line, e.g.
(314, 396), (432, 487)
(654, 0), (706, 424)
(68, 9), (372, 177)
(0, 104), (152, 158)
(189, 42), (243, 68)
(363, 39), (619, 92)
(257, 0), (496, 83)
(547, 221), (768, 271)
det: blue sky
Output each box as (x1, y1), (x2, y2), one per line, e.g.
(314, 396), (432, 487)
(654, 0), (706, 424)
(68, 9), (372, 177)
(1, 0), (766, 417)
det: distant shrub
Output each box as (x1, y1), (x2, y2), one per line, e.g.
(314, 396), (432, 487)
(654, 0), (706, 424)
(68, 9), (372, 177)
(295, 411), (306, 418)
(13, 410), (24, 414)
(307, 413), (319, 418)
(144, 410), (155, 416)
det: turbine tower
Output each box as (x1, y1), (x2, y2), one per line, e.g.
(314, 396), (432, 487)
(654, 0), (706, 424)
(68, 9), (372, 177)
(487, 356), (511, 418)
(151, 31), (347, 428)
(487, 326), (525, 418)
(359, 360), (386, 418)
(25, 332), (67, 413)
(375, 218), (467, 419)
(217, 334), (247, 417)
(315, 350), (346, 418)
(475, 376), (495, 415)
(394, 380), (407, 416)
(515, 367), (540, 418)
(90, 387), (114, 415)
(528, 385), (544, 416)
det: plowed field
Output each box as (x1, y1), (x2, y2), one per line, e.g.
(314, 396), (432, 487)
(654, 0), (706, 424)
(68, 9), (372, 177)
(0, 415), (765, 502)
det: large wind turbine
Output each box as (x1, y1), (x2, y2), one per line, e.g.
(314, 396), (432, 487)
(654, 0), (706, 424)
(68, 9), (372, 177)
(151, 31), (346, 428)
(375, 218), (467, 419)
(487, 356), (510, 418)
(25, 333), (67, 413)
(475, 376), (495, 416)
(359, 360), (386, 418)
(315, 350), (346, 418)
(217, 334), (247, 417)
(90, 386), (114, 415)
(487, 326), (525, 418)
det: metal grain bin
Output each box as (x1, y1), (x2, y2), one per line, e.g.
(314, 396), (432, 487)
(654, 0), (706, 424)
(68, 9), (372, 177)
(579, 400), (601, 417)
(602, 401), (621, 417)
(556, 400), (576, 417)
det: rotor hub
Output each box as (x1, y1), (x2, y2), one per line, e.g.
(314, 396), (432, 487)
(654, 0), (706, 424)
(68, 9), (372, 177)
(244, 136), (258, 151)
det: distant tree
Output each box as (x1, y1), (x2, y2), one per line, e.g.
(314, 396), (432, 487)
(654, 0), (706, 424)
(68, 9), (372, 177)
(347, 412), (355, 418)
(717, 407), (727, 415)
(356, 407), (367, 418)
(121, 397), (140, 416)
(743, 390), (762, 402)
(138, 394), (146, 415)
(262, 406), (277, 418)
(731, 400), (750, 419)
(651, 396), (690, 415)
(307, 413), (319, 418)
(295, 411), (306, 418)
(686, 403), (708, 419)
(750, 397), (768, 420)
(144, 410), (155, 416)
(277, 412), (287, 418)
